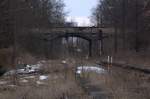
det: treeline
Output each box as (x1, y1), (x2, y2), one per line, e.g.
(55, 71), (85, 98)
(0, 0), (66, 48)
(92, 0), (150, 52)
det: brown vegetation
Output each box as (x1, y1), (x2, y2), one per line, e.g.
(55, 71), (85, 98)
(88, 66), (150, 99)
(0, 48), (13, 67)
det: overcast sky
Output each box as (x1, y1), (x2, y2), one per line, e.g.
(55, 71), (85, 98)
(64, 0), (97, 26)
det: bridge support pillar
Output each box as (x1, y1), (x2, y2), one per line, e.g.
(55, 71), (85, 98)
(89, 40), (100, 57)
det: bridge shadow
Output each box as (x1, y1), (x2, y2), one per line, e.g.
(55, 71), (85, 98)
(46, 36), (90, 59)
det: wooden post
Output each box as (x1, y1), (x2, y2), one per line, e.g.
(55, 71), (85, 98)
(107, 56), (113, 70)
(107, 56), (110, 70)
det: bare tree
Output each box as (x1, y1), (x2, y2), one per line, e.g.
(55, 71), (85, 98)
(91, 0), (150, 53)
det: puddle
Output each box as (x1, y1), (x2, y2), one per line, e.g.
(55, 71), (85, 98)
(76, 66), (109, 99)
(76, 66), (106, 74)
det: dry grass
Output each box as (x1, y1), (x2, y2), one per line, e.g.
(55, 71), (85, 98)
(1, 56), (149, 99)
(0, 47), (38, 69)
(0, 73), (84, 99)
(0, 59), (93, 99)
(113, 51), (150, 67)
(87, 66), (150, 99)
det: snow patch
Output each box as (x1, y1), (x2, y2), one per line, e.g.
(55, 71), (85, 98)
(39, 75), (48, 80)
(0, 81), (7, 85)
(62, 60), (67, 64)
(24, 76), (35, 79)
(4, 63), (42, 76)
(7, 85), (17, 87)
(36, 81), (46, 85)
(20, 79), (28, 83)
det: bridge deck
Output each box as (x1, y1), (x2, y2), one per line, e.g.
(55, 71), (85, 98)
(31, 27), (113, 34)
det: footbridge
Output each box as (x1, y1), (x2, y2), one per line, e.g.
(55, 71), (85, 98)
(31, 27), (112, 56)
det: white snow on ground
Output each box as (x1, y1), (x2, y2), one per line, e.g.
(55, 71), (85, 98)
(76, 48), (82, 52)
(20, 79), (28, 83)
(0, 60), (50, 87)
(39, 75), (48, 80)
(4, 63), (42, 76)
(36, 81), (46, 85)
(24, 75), (35, 79)
(76, 66), (105, 74)
(7, 85), (17, 87)
(76, 70), (81, 74)
(0, 81), (7, 85)
(61, 60), (67, 64)
(27, 64), (41, 71)
(4, 70), (15, 76)
(38, 60), (46, 64)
